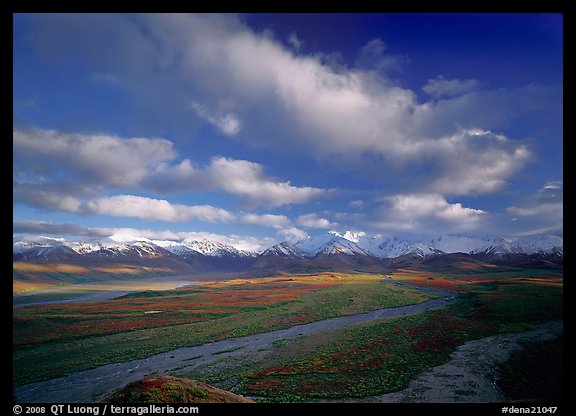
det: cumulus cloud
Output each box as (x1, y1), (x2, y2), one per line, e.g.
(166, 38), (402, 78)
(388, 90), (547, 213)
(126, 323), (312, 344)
(348, 200), (365, 209)
(371, 193), (486, 233)
(13, 125), (328, 207)
(287, 32), (302, 52)
(238, 213), (313, 243)
(83, 195), (236, 223)
(17, 14), (562, 239)
(422, 75), (480, 98)
(13, 125), (176, 187)
(240, 213), (292, 229)
(296, 213), (337, 229)
(387, 194), (485, 221)
(190, 101), (242, 136)
(507, 181), (563, 218)
(421, 129), (531, 195)
(413, 83), (561, 139)
(355, 38), (405, 72)
(13, 220), (109, 238)
(207, 157), (329, 207)
(22, 13), (546, 199)
(14, 181), (84, 213)
(277, 227), (309, 243)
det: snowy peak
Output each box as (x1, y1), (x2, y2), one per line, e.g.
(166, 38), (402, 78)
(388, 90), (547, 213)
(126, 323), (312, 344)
(469, 238), (522, 256)
(295, 233), (373, 257)
(64, 241), (107, 255)
(181, 239), (254, 257)
(154, 241), (203, 258)
(362, 236), (436, 259)
(427, 235), (492, 254)
(13, 231), (562, 266)
(318, 238), (373, 257)
(261, 242), (306, 258)
(294, 231), (562, 259)
(513, 235), (563, 254)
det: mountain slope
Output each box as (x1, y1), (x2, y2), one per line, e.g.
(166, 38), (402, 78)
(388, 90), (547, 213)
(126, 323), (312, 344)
(13, 232), (563, 285)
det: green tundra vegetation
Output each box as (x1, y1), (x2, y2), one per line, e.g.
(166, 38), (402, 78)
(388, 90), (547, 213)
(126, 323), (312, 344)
(13, 273), (431, 386)
(13, 269), (562, 401)
(238, 276), (563, 401)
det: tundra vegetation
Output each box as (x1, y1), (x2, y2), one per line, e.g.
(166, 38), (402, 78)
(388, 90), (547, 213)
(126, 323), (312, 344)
(13, 268), (562, 402)
(13, 273), (430, 386)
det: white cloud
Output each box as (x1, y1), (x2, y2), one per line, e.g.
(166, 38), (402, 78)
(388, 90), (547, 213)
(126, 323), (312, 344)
(296, 213), (336, 229)
(15, 188), (306, 231)
(387, 194), (486, 222)
(287, 32), (302, 51)
(422, 129), (531, 195)
(148, 159), (208, 192)
(349, 200), (365, 209)
(277, 227), (309, 243)
(208, 157), (328, 207)
(84, 195), (236, 223)
(23, 13), (544, 199)
(14, 126), (328, 207)
(507, 203), (562, 217)
(18, 13), (562, 240)
(355, 38), (404, 72)
(13, 125), (176, 187)
(240, 213), (292, 229)
(369, 193), (487, 233)
(144, 14), (531, 196)
(14, 182), (84, 213)
(13, 220), (100, 238)
(190, 101), (242, 136)
(507, 181), (563, 218)
(422, 75), (480, 98)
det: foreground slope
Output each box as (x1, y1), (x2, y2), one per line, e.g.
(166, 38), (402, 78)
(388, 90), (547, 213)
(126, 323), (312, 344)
(100, 375), (254, 403)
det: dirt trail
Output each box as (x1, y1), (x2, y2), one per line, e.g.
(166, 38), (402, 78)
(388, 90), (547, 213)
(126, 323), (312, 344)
(14, 295), (454, 403)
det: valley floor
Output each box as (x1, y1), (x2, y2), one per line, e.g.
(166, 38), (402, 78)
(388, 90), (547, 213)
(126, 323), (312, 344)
(317, 320), (562, 403)
(13, 269), (563, 403)
(13, 275), (204, 308)
(13, 294), (453, 403)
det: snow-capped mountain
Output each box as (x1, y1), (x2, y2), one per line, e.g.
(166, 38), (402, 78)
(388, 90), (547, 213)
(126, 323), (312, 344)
(513, 234), (563, 255)
(152, 240), (200, 257)
(294, 231), (562, 259)
(357, 235), (439, 259)
(178, 239), (255, 257)
(295, 232), (374, 257)
(13, 231), (563, 273)
(64, 241), (105, 255)
(426, 235), (497, 254)
(422, 234), (563, 258)
(294, 231), (442, 259)
(13, 236), (68, 255)
(13, 239), (79, 262)
(261, 242), (307, 258)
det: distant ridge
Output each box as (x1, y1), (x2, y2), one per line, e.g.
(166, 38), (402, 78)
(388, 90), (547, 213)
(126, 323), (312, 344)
(13, 231), (563, 282)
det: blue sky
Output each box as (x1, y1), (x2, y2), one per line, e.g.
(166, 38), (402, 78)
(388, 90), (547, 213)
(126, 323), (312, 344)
(13, 13), (563, 251)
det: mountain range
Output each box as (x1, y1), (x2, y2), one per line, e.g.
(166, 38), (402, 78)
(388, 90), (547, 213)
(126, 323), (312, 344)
(13, 231), (563, 276)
